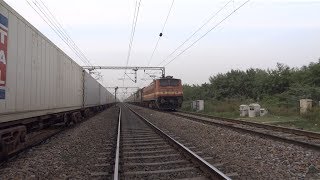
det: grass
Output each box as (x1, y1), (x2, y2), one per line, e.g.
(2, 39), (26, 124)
(241, 115), (320, 132)
(181, 100), (320, 133)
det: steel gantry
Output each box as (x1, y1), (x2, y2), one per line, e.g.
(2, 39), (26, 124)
(82, 66), (166, 83)
(105, 86), (140, 102)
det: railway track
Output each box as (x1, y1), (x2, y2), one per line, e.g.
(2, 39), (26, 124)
(113, 104), (232, 180)
(171, 111), (320, 151)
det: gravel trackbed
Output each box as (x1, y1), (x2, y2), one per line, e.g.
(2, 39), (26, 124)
(130, 105), (320, 180)
(0, 107), (118, 179)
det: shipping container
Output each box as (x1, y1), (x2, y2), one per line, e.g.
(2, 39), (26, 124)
(99, 84), (107, 105)
(106, 90), (115, 104)
(83, 71), (100, 107)
(0, 1), (84, 123)
(0, 0), (117, 159)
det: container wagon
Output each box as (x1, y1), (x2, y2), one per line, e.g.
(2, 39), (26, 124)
(0, 1), (115, 159)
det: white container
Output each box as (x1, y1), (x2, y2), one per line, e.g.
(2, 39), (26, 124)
(102, 86), (115, 104)
(106, 90), (115, 104)
(0, 1), (84, 123)
(196, 100), (204, 111)
(99, 84), (107, 105)
(300, 99), (312, 114)
(83, 71), (100, 107)
(239, 105), (249, 117)
(191, 100), (204, 111)
(248, 103), (261, 117)
(260, 108), (268, 116)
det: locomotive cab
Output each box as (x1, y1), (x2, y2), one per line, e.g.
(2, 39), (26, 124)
(142, 76), (183, 110)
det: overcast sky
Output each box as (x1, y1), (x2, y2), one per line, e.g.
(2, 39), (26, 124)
(4, 0), (320, 99)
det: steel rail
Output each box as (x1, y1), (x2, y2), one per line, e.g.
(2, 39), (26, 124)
(125, 104), (230, 180)
(113, 106), (121, 180)
(173, 112), (320, 151)
(179, 111), (320, 139)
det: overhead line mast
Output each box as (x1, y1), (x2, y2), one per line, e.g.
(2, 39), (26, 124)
(82, 66), (165, 83)
(105, 87), (140, 103)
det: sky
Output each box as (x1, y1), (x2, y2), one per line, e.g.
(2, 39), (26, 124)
(3, 0), (320, 100)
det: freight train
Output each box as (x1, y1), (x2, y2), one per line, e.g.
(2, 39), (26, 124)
(125, 76), (183, 110)
(0, 1), (116, 159)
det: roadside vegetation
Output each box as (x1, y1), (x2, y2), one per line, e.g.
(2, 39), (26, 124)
(182, 59), (320, 132)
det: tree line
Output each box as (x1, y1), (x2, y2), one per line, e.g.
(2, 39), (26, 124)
(183, 59), (320, 107)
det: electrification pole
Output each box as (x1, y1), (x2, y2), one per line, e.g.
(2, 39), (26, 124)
(107, 86), (140, 102)
(82, 66), (165, 83)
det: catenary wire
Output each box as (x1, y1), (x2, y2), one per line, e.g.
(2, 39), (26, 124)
(33, 0), (91, 66)
(30, 0), (101, 79)
(125, 0), (138, 68)
(37, 0), (94, 66)
(25, 0), (92, 67)
(147, 0), (175, 66)
(164, 0), (250, 67)
(139, 0), (175, 89)
(125, 0), (142, 68)
(157, 0), (234, 66)
(123, 0), (138, 85)
(34, 0), (93, 67)
(123, 0), (142, 85)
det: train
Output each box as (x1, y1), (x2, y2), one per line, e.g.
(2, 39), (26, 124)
(0, 1), (116, 159)
(125, 76), (183, 110)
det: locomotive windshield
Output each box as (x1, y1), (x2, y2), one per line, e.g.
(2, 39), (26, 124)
(159, 79), (180, 86)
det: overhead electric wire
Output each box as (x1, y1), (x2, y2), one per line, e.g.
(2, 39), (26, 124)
(163, 0), (250, 67)
(123, 0), (138, 85)
(35, 1), (69, 43)
(37, 0), (93, 67)
(25, 1), (90, 66)
(123, 0), (142, 85)
(26, 0), (95, 68)
(125, 0), (138, 67)
(157, 0), (234, 66)
(147, 0), (175, 66)
(140, 0), (175, 87)
(34, 0), (93, 67)
(33, 0), (90, 66)
(27, 0), (103, 80)
(125, 0), (142, 68)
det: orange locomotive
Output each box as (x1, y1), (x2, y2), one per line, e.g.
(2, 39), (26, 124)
(127, 76), (183, 110)
(142, 76), (183, 110)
